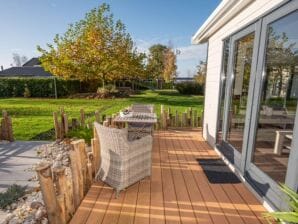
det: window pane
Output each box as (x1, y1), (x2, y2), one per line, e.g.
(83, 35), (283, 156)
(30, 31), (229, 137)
(217, 39), (230, 143)
(252, 11), (298, 183)
(227, 33), (255, 152)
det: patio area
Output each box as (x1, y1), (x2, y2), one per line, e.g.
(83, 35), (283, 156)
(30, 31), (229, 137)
(70, 129), (267, 224)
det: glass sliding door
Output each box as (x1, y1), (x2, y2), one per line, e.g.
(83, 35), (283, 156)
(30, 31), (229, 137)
(216, 39), (230, 144)
(252, 10), (298, 184)
(245, 1), (298, 209)
(216, 23), (260, 169)
(226, 33), (255, 152)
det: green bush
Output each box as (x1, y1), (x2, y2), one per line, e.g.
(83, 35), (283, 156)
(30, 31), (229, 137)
(175, 82), (204, 95)
(23, 84), (31, 98)
(0, 78), (81, 98)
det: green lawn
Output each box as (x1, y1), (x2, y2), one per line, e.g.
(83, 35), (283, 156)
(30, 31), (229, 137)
(0, 90), (204, 140)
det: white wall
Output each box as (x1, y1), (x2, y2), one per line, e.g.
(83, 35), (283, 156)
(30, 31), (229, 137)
(203, 0), (285, 145)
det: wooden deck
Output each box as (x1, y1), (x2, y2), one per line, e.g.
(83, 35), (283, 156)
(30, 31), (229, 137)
(70, 129), (267, 224)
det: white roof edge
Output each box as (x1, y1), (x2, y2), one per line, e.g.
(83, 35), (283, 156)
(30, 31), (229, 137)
(192, 0), (254, 44)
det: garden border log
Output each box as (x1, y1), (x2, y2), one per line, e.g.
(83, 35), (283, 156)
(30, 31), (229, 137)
(36, 162), (63, 224)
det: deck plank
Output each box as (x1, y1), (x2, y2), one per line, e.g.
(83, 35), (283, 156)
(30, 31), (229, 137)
(70, 129), (268, 224)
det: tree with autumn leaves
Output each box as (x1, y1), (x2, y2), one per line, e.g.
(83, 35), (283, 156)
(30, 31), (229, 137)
(37, 4), (146, 88)
(146, 44), (177, 83)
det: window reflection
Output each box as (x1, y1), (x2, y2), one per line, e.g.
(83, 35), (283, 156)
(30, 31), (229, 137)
(227, 33), (255, 152)
(253, 11), (298, 183)
(217, 39), (230, 144)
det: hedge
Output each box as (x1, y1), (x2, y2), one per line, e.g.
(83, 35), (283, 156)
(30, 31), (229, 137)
(175, 81), (204, 95)
(0, 78), (81, 98)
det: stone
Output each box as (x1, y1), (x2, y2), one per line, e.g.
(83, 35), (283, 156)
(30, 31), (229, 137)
(5, 213), (15, 222)
(10, 203), (17, 210)
(56, 153), (63, 161)
(41, 218), (48, 224)
(30, 201), (42, 210)
(35, 207), (46, 220)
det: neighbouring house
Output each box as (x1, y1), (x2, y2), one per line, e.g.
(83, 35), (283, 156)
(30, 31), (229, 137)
(0, 57), (53, 78)
(192, 0), (298, 211)
(174, 77), (195, 83)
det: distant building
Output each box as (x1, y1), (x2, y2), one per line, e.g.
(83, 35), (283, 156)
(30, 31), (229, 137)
(174, 77), (195, 83)
(0, 57), (53, 78)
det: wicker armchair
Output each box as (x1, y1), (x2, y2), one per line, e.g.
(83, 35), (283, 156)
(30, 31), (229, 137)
(94, 122), (152, 197)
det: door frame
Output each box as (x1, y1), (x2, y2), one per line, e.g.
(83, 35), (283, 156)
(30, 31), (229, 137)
(220, 21), (261, 171)
(244, 1), (298, 209)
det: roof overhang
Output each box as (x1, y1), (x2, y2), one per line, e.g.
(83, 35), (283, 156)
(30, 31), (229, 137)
(192, 0), (255, 44)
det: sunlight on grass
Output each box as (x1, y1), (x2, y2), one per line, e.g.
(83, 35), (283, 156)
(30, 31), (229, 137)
(0, 90), (204, 140)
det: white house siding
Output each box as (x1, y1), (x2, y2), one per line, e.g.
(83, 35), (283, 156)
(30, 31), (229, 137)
(203, 0), (285, 145)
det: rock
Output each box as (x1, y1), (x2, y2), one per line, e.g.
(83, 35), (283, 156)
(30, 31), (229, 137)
(41, 218), (48, 224)
(56, 153), (63, 161)
(5, 213), (15, 222)
(35, 207), (46, 220)
(10, 203), (17, 210)
(52, 160), (62, 168)
(8, 217), (21, 224)
(5, 205), (11, 210)
(62, 158), (70, 166)
(30, 201), (42, 210)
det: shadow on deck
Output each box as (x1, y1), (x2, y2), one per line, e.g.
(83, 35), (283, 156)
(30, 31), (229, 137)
(70, 129), (267, 224)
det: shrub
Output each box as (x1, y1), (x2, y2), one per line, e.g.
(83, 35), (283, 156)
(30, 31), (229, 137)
(23, 85), (31, 98)
(0, 77), (81, 98)
(175, 81), (204, 95)
(264, 184), (298, 223)
(97, 84), (120, 98)
(0, 184), (27, 209)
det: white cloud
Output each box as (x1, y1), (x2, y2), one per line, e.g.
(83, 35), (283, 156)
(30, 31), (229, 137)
(176, 45), (207, 61)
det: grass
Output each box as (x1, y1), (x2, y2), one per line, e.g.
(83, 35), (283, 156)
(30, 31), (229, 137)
(0, 90), (204, 140)
(0, 184), (27, 209)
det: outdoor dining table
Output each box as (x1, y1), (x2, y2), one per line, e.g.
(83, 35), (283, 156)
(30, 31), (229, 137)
(113, 112), (157, 139)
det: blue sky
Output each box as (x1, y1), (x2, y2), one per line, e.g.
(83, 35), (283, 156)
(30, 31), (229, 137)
(0, 0), (220, 77)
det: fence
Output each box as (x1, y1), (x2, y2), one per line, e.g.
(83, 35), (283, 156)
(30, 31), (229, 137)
(36, 134), (100, 224)
(0, 110), (14, 141)
(53, 105), (202, 140)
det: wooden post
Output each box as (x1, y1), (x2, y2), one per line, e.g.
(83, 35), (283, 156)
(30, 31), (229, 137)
(95, 110), (100, 123)
(189, 107), (193, 127)
(36, 162), (62, 224)
(53, 112), (60, 140)
(92, 127), (100, 173)
(175, 110), (178, 127)
(53, 167), (74, 222)
(87, 159), (93, 189)
(80, 109), (85, 127)
(194, 110), (198, 127)
(72, 140), (88, 196)
(57, 194), (66, 224)
(63, 114), (68, 135)
(107, 116), (112, 126)
(60, 112), (65, 139)
(160, 105), (164, 129)
(182, 112), (187, 127)
(69, 149), (83, 209)
(88, 152), (95, 178)
(162, 110), (167, 130)
(71, 118), (76, 130)
(7, 116), (13, 142)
